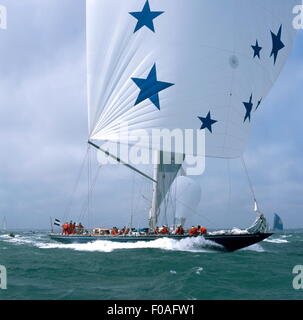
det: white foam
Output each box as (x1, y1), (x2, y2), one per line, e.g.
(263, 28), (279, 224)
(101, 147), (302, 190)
(0, 233), (47, 247)
(264, 238), (288, 244)
(193, 267), (203, 275)
(0, 234), (11, 239)
(241, 243), (265, 252)
(39, 237), (219, 253)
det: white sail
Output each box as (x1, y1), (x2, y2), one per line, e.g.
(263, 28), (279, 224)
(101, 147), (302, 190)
(246, 214), (269, 234)
(2, 217), (7, 231)
(149, 151), (184, 228)
(156, 152), (184, 208)
(86, 0), (297, 158)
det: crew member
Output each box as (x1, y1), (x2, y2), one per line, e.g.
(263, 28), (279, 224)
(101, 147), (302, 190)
(160, 225), (169, 234)
(175, 225), (184, 235)
(72, 222), (76, 234)
(189, 226), (199, 236)
(200, 226), (207, 235)
(62, 222), (69, 235)
(68, 221), (73, 235)
(119, 227), (126, 235)
(77, 222), (84, 234)
(111, 227), (119, 236)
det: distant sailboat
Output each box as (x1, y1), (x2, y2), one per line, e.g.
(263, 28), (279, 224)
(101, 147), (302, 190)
(1, 216), (7, 232)
(49, 0), (297, 251)
(1, 217), (14, 237)
(273, 213), (283, 232)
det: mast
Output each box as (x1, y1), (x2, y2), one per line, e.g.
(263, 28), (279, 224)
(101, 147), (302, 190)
(149, 151), (160, 230)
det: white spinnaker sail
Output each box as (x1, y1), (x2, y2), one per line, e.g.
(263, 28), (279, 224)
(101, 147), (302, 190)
(86, 0), (296, 158)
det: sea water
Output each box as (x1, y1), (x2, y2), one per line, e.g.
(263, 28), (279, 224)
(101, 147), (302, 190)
(0, 230), (303, 300)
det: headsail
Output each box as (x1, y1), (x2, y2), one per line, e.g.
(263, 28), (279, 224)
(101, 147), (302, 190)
(86, 0), (297, 158)
(246, 214), (269, 234)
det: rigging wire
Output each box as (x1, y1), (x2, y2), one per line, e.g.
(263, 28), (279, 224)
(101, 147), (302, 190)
(174, 197), (219, 229)
(240, 155), (258, 207)
(227, 159), (232, 217)
(132, 172), (150, 227)
(171, 174), (177, 228)
(78, 158), (101, 225)
(87, 145), (91, 227)
(129, 170), (135, 229)
(62, 147), (89, 222)
(162, 174), (169, 227)
(194, 163), (221, 229)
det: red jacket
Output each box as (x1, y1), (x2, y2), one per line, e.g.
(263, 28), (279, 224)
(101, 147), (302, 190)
(175, 227), (184, 235)
(200, 227), (207, 235)
(189, 227), (198, 236)
(160, 227), (169, 234)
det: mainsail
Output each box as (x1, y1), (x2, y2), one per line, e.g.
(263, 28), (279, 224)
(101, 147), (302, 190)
(86, 0), (297, 158)
(149, 151), (184, 229)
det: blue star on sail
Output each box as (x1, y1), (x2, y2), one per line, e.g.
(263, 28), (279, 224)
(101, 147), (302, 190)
(198, 112), (218, 133)
(243, 94), (253, 123)
(251, 40), (262, 59)
(132, 64), (174, 110)
(270, 25), (285, 65)
(129, 0), (164, 33)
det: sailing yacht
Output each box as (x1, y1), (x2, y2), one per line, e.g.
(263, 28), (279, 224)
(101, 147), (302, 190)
(1, 216), (14, 237)
(1, 216), (7, 233)
(50, 0), (297, 251)
(273, 213), (284, 232)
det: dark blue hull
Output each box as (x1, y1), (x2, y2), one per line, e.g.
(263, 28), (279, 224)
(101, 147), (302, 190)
(49, 234), (186, 243)
(49, 232), (273, 252)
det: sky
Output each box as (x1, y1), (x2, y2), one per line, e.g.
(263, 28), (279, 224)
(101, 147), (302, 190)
(0, 0), (302, 230)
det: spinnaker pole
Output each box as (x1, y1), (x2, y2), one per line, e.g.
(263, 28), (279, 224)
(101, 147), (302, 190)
(88, 140), (157, 183)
